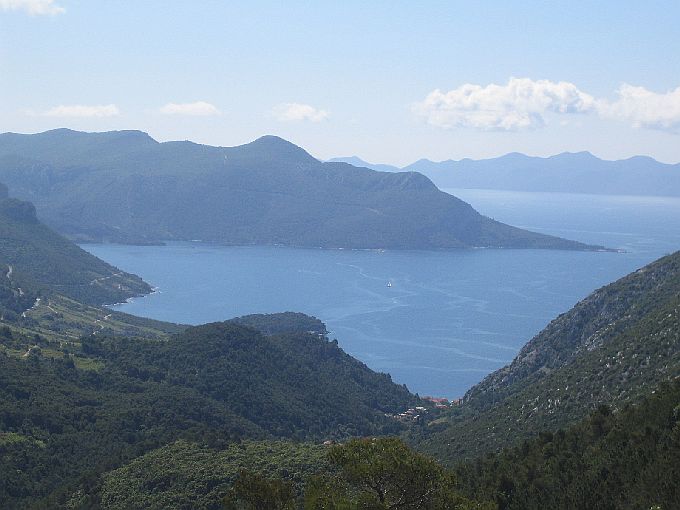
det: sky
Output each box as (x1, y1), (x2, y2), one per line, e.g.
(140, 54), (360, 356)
(1, 0), (680, 166)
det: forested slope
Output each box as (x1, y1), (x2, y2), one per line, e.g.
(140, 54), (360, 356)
(0, 315), (416, 508)
(0, 190), (150, 307)
(412, 251), (680, 463)
(455, 379), (680, 509)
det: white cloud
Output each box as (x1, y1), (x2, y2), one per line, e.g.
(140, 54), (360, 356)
(0, 0), (64, 15)
(413, 77), (595, 131)
(272, 103), (329, 122)
(159, 101), (221, 116)
(41, 104), (120, 117)
(597, 84), (680, 132)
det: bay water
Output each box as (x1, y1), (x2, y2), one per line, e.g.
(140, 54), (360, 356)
(83, 190), (680, 397)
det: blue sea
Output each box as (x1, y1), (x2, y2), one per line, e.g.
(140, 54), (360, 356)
(82, 190), (680, 398)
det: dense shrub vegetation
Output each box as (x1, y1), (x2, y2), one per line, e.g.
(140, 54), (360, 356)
(454, 379), (680, 509)
(0, 318), (415, 508)
(99, 440), (328, 510)
(45, 380), (680, 510)
(230, 312), (327, 336)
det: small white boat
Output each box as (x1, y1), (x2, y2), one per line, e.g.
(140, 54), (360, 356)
(387, 281), (392, 288)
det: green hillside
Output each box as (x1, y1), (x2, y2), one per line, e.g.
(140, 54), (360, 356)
(412, 251), (680, 463)
(455, 378), (680, 509)
(0, 194), (151, 308)
(0, 129), (602, 251)
(230, 311), (327, 336)
(13, 293), (184, 344)
(0, 189), (182, 340)
(0, 314), (417, 508)
(84, 320), (417, 438)
(90, 378), (680, 510)
(94, 437), (491, 510)
(97, 440), (328, 510)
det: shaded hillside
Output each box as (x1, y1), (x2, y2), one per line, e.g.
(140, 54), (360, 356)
(0, 315), (417, 508)
(0, 193), (150, 307)
(455, 379), (680, 510)
(0, 346), (262, 509)
(412, 251), (680, 463)
(404, 151), (680, 196)
(85, 320), (417, 438)
(0, 129), (601, 250)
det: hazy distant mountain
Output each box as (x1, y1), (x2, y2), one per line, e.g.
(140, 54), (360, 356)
(327, 156), (401, 173)
(0, 129), (600, 250)
(331, 152), (680, 196)
(403, 151), (680, 196)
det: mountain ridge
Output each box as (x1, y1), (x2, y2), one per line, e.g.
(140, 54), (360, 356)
(331, 151), (680, 196)
(0, 129), (602, 251)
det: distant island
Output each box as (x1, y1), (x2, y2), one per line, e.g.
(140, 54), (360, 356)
(0, 129), (604, 251)
(330, 151), (680, 196)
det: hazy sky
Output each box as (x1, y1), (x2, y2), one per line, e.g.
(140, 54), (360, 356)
(2, 1), (680, 165)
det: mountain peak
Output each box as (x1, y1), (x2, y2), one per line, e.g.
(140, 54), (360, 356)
(551, 150), (598, 161)
(251, 135), (301, 149)
(622, 155), (658, 164)
(501, 151), (531, 159)
(328, 156), (368, 166)
(240, 135), (317, 162)
(43, 127), (77, 135)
